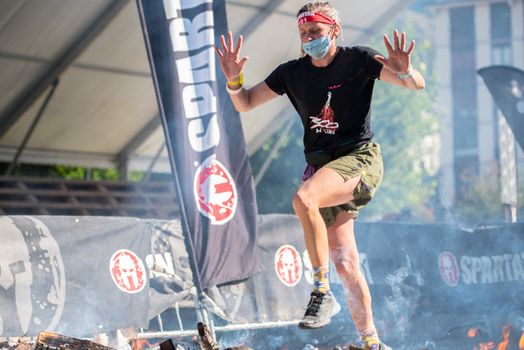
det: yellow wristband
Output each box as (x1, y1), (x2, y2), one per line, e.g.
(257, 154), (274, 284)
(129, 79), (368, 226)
(227, 72), (244, 87)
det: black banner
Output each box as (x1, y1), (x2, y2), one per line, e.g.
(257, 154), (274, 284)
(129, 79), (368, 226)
(478, 65), (524, 150)
(215, 216), (524, 322)
(355, 222), (524, 344)
(136, 0), (261, 290)
(215, 216), (524, 346)
(0, 216), (153, 337)
(0, 216), (202, 338)
(213, 214), (313, 324)
(0, 214), (523, 344)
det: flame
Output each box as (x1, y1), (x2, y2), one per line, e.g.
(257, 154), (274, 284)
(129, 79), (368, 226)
(37, 332), (63, 344)
(131, 338), (154, 350)
(468, 328), (479, 338)
(38, 332), (59, 340)
(497, 340), (509, 350)
(497, 325), (511, 350)
(466, 325), (517, 350)
(519, 332), (524, 350)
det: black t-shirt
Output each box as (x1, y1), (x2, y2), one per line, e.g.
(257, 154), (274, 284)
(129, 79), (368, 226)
(265, 46), (383, 159)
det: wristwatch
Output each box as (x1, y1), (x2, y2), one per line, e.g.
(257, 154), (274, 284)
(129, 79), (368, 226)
(397, 64), (414, 80)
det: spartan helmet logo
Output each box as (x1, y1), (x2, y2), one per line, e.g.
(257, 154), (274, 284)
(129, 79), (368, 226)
(110, 249), (146, 293)
(0, 217), (32, 335)
(193, 155), (238, 225)
(0, 216), (65, 336)
(274, 245), (302, 287)
(439, 252), (460, 287)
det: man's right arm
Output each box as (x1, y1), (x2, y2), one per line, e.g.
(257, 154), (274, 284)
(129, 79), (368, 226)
(228, 81), (280, 112)
(215, 32), (280, 112)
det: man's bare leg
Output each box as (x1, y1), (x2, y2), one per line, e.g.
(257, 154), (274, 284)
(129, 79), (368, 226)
(293, 167), (361, 270)
(293, 168), (361, 329)
(328, 211), (386, 349)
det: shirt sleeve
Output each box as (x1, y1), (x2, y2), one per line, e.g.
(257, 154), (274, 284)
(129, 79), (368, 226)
(359, 46), (384, 80)
(264, 63), (287, 95)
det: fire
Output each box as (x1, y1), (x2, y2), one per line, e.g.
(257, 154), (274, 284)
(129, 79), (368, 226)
(38, 332), (60, 341)
(482, 341), (495, 350)
(131, 338), (155, 350)
(36, 331), (113, 350)
(497, 325), (511, 350)
(467, 325), (524, 350)
(468, 328), (479, 338)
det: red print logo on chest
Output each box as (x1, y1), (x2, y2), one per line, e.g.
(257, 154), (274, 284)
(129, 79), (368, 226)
(328, 84), (342, 90)
(309, 91), (339, 135)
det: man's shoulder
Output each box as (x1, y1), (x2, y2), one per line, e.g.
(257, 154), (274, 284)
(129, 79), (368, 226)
(340, 45), (378, 57)
(277, 56), (307, 71)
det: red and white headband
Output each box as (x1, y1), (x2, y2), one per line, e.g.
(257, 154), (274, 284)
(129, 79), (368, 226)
(297, 11), (336, 26)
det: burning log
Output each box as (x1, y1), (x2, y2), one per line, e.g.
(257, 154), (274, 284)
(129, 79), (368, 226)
(35, 332), (114, 350)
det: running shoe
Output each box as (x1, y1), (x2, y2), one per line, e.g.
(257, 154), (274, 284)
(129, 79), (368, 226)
(298, 291), (334, 329)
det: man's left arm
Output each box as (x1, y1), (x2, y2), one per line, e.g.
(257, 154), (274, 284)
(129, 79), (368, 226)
(379, 65), (425, 90)
(373, 30), (426, 90)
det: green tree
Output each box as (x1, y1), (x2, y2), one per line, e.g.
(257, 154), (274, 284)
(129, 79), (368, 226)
(364, 20), (439, 220)
(453, 162), (524, 223)
(454, 174), (502, 222)
(251, 119), (305, 214)
(52, 165), (144, 182)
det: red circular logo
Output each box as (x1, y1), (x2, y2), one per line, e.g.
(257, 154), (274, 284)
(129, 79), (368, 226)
(439, 251), (460, 287)
(110, 249), (146, 293)
(193, 156), (237, 225)
(274, 245), (303, 287)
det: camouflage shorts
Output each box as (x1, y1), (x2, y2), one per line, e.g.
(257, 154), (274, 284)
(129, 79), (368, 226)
(318, 142), (383, 227)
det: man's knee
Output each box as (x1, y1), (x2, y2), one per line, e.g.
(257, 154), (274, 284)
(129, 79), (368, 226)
(292, 187), (318, 213)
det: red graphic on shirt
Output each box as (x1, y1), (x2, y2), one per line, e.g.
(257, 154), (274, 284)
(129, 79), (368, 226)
(309, 91), (339, 135)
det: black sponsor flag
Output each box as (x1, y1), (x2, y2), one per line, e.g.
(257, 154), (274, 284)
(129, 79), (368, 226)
(478, 65), (524, 150)
(136, 0), (261, 290)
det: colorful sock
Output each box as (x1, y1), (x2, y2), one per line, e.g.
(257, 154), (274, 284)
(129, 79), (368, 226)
(313, 266), (331, 296)
(360, 329), (380, 350)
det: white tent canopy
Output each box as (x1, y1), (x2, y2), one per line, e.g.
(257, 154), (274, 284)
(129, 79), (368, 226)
(0, 0), (412, 174)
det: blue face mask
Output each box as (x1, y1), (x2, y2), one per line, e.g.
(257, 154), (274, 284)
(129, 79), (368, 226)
(302, 34), (332, 60)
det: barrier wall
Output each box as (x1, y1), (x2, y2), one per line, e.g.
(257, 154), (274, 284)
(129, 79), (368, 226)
(0, 214), (522, 346)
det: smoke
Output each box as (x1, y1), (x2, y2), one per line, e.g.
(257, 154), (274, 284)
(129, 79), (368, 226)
(217, 329), (256, 349)
(383, 255), (424, 347)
